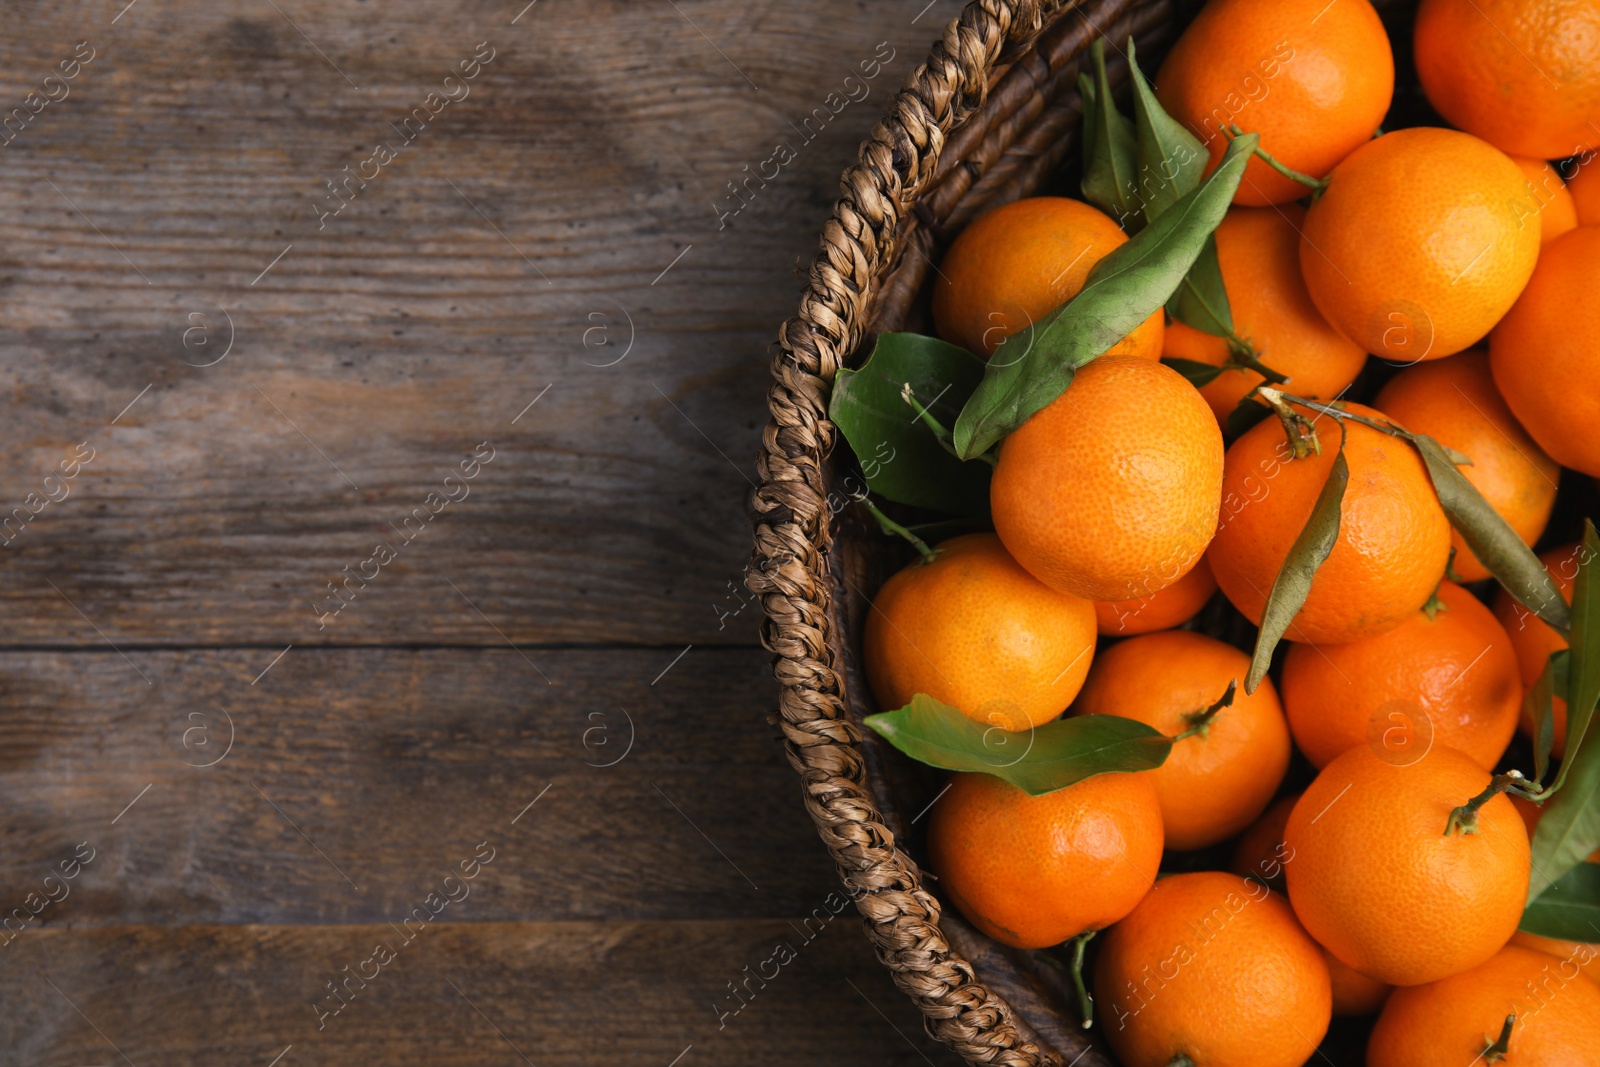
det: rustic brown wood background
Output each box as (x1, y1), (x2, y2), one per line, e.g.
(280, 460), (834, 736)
(0, 1), (968, 1063)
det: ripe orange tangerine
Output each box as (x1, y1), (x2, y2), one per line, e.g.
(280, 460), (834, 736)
(862, 533), (1096, 733)
(1281, 580), (1522, 772)
(1156, 0), (1393, 206)
(1511, 156), (1580, 243)
(1368, 944), (1600, 1066)
(1491, 225), (1600, 477)
(927, 770), (1162, 949)
(1415, 0), (1600, 160)
(1071, 630), (1291, 850)
(1284, 744), (1530, 987)
(1093, 555), (1216, 636)
(992, 356), (1222, 603)
(1209, 400), (1452, 645)
(1375, 350), (1559, 582)
(1162, 204), (1366, 423)
(931, 197), (1163, 359)
(1095, 871), (1331, 1067)
(1300, 127), (1542, 361)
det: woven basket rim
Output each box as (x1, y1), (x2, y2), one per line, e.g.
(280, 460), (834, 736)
(747, 3), (1084, 1064)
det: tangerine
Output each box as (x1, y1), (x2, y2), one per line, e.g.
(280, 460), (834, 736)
(1368, 944), (1600, 1066)
(991, 356), (1223, 602)
(862, 533), (1096, 733)
(1415, 0), (1600, 160)
(931, 197), (1163, 359)
(1156, 0), (1393, 206)
(1491, 225), (1600, 476)
(1512, 155), (1580, 243)
(1095, 871), (1331, 1067)
(1227, 792), (1298, 893)
(1162, 205), (1367, 422)
(1284, 744), (1530, 986)
(1281, 580), (1522, 771)
(1209, 400), (1452, 645)
(1071, 630), (1290, 850)
(1093, 554), (1216, 636)
(926, 770), (1162, 949)
(1301, 127), (1542, 360)
(1375, 350), (1559, 581)
(1570, 158), (1600, 224)
(1325, 949), (1392, 1017)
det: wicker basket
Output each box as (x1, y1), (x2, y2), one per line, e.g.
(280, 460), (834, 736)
(749, 2), (1412, 1063)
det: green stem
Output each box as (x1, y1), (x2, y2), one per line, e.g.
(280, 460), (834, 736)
(1068, 930), (1096, 1029)
(1261, 388), (1400, 437)
(1483, 1014), (1515, 1062)
(1225, 124), (1329, 195)
(901, 383), (997, 468)
(1446, 772), (1527, 835)
(858, 495), (936, 563)
(1255, 386), (1322, 459)
(1228, 347), (1290, 386)
(1166, 1056), (1197, 1067)
(1422, 579), (1449, 620)
(1174, 679), (1238, 741)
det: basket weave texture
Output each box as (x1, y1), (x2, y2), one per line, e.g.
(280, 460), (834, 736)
(747, 1), (1189, 1063)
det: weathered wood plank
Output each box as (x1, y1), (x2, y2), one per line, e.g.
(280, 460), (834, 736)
(0, 0), (961, 645)
(0, 919), (964, 1066)
(0, 647), (873, 925)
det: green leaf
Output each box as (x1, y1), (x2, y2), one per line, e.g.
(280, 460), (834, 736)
(1530, 523), (1600, 897)
(1409, 433), (1571, 633)
(828, 332), (992, 515)
(1167, 234), (1236, 337)
(1530, 650), (1568, 787)
(1079, 41), (1142, 229)
(1523, 521), (1600, 895)
(1123, 37), (1237, 339)
(1246, 441), (1349, 693)
(1127, 39), (1206, 224)
(952, 132), (1257, 459)
(1161, 356), (1227, 389)
(1560, 520), (1600, 782)
(1520, 861), (1600, 943)
(863, 694), (1171, 796)
(1225, 395), (1271, 438)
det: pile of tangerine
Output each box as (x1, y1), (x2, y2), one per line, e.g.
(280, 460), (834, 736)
(856, 0), (1600, 1063)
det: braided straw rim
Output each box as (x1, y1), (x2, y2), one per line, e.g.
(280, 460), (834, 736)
(747, 2), (1082, 1063)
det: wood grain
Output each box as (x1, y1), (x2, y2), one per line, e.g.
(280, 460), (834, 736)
(0, 647), (862, 924)
(0, 0), (991, 1062)
(2, 919), (963, 1066)
(0, 0), (963, 646)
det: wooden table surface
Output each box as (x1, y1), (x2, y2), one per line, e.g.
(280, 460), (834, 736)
(0, 2), (968, 1063)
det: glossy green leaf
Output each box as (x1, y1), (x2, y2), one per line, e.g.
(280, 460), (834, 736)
(1559, 520), (1600, 783)
(1168, 234), (1235, 337)
(828, 332), (992, 515)
(1225, 395), (1271, 438)
(1530, 650), (1568, 787)
(1161, 356), (1227, 389)
(1079, 41), (1141, 229)
(1520, 861), (1600, 943)
(863, 694), (1171, 796)
(1246, 443), (1348, 693)
(1127, 39), (1206, 224)
(1530, 522), (1600, 898)
(952, 132), (1257, 459)
(1410, 433), (1570, 633)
